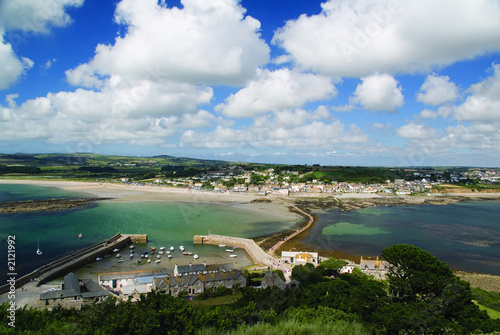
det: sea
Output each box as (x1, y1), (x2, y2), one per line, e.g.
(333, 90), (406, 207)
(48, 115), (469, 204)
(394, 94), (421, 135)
(0, 184), (299, 281)
(1, 184), (500, 281)
(301, 200), (500, 276)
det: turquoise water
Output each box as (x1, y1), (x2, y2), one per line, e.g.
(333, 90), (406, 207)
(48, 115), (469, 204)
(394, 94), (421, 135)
(0, 184), (298, 278)
(302, 201), (500, 275)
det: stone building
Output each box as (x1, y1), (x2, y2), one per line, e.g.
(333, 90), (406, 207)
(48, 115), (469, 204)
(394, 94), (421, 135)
(40, 272), (110, 308)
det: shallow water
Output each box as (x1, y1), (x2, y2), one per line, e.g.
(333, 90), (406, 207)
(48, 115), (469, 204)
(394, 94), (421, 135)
(302, 200), (500, 275)
(0, 184), (299, 280)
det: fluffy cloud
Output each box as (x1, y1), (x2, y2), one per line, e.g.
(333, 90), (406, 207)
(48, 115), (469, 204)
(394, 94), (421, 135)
(397, 123), (439, 139)
(0, 77), (214, 144)
(66, 0), (269, 87)
(0, 0), (83, 89)
(273, 0), (500, 77)
(454, 64), (500, 122)
(216, 69), (337, 118)
(0, 31), (28, 89)
(417, 73), (459, 106)
(350, 73), (404, 112)
(180, 108), (369, 151)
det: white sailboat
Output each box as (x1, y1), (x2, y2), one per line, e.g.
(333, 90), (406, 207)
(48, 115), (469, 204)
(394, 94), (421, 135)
(36, 238), (42, 256)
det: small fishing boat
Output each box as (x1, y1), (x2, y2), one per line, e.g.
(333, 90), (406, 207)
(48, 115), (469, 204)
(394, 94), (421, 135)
(36, 238), (42, 256)
(226, 249), (234, 253)
(151, 247), (156, 251)
(193, 254), (199, 259)
(78, 233), (83, 239)
(118, 259), (124, 263)
(159, 250), (164, 255)
(113, 248), (120, 253)
(160, 247), (166, 251)
(96, 257), (102, 261)
(147, 259), (151, 263)
(179, 246), (185, 251)
(130, 254), (134, 258)
(229, 254), (237, 258)
(219, 244), (226, 247)
(157, 255), (161, 259)
(145, 254), (149, 258)
(156, 260), (161, 263)
(170, 246), (174, 251)
(129, 245), (136, 249)
(168, 254), (172, 259)
(116, 254), (122, 258)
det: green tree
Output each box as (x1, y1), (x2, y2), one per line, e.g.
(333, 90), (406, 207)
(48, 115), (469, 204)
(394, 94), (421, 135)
(381, 244), (455, 303)
(317, 257), (348, 276)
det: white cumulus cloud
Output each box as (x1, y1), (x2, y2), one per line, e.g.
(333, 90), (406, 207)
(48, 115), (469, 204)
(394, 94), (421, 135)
(350, 73), (404, 112)
(216, 69), (337, 118)
(66, 0), (270, 87)
(397, 123), (438, 139)
(417, 73), (458, 106)
(454, 64), (500, 122)
(272, 0), (500, 77)
(0, 0), (83, 89)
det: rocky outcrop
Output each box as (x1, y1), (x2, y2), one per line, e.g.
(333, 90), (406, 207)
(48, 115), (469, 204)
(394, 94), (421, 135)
(0, 198), (111, 214)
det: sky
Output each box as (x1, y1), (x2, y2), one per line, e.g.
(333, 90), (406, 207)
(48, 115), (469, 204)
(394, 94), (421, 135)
(1, 0), (500, 167)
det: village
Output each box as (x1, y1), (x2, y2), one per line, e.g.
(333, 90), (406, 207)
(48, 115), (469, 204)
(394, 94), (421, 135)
(36, 250), (389, 310)
(122, 166), (500, 197)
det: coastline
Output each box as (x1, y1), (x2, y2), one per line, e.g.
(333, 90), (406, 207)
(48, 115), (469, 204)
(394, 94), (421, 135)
(2, 179), (500, 292)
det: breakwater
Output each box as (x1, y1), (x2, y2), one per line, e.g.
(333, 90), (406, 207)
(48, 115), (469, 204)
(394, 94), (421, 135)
(0, 233), (147, 295)
(267, 205), (314, 255)
(193, 234), (275, 267)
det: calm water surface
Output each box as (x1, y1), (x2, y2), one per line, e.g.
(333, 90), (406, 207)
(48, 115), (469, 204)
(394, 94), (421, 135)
(0, 184), (298, 280)
(302, 200), (500, 275)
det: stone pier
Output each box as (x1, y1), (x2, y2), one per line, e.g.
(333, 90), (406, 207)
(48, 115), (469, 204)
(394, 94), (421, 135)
(193, 234), (275, 267)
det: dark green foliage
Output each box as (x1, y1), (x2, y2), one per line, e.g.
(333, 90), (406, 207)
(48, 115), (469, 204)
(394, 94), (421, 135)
(0, 164), (41, 174)
(382, 244), (455, 302)
(291, 263), (326, 287)
(317, 257), (348, 276)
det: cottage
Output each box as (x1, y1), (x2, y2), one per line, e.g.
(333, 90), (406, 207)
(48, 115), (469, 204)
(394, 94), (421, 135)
(260, 268), (286, 290)
(40, 272), (110, 308)
(154, 269), (246, 297)
(98, 269), (169, 300)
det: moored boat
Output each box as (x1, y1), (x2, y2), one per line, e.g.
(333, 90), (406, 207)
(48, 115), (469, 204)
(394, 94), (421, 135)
(179, 246), (185, 251)
(151, 246), (156, 251)
(218, 244), (226, 247)
(113, 248), (120, 253)
(157, 255), (161, 259)
(229, 254), (237, 258)
(78, 233), (83, 239)
(159, 250), (164, 255)
(226, 249), (234, 253)
(193, 254), (199, 259)
(170, 246), (174, 251)
(116, 254), (122, 258)
(156, 260), (161, 263)
(96, 257), (102, 261)
(160, 247), (166, 251)
(168, 254), (172, 259)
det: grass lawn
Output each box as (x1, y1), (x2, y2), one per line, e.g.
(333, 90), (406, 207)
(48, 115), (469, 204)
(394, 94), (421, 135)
(190, 292), (242, 307)
(474, 301), (500, 319)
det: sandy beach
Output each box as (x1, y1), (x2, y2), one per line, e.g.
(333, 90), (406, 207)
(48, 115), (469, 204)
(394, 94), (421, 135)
(0, 179), (300, 222)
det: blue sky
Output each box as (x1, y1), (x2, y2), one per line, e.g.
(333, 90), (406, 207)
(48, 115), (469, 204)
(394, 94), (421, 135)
(1, 0), (500, 166)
